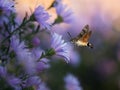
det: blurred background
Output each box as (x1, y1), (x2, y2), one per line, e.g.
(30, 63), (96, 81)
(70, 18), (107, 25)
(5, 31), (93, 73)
(16, 0), (120, 90)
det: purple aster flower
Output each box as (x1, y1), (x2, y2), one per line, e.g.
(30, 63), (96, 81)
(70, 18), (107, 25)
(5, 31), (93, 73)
(0, 0), (15, 24)
(64, 74), (83, 90)
(55, 2), (74, 23)
(11, 36), (36, 75)
(33, 6), (51, 30)
(51, 33), (71, 63)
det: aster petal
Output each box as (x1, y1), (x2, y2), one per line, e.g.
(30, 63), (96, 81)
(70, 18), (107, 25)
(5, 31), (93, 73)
(64, 74), (83, 90)
(55, 2), (74, 23)
(34, 6), (51, 30)
(51, 33), (62, 48)
(55, 42), (67, 51)
(53, 36), (62, 49)
(57, 52), (70, 63)
(51, 33), (71, 63)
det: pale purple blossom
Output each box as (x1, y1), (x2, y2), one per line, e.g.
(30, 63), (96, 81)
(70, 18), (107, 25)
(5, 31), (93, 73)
(0, 0), (15, 24)
(51, 33), (71, 63)
(0, 0), (15, 13)
(25, 76), (41, 87)
(36, 59), (50, 72)
(34, 6), (51, 30)
(11, 36), (36, 75)
(32, 36), (41, 47)
(7, 75), (22, 90)
(55, 2), (74, 23)
(55, 0), (62, 2)
(38, 82), (50, 90)
(24, 76), (50, 90)
(0, 66), (22, 90)
(64, 74), (83, 90)
(96, 60), (117, 77)
(32, 48), (50, 72)
(32, 48), (44, 60)
(69, 50), (81, 67)
(0, 66), (7, 77)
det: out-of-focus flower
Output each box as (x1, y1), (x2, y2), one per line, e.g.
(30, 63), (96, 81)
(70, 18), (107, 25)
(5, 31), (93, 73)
(0, 66), (21, 90)
(11, 36), (36, 75)
(0, 0), (15, 14)
(69, 50), (81, 67)
(96, 59), (117, 77)
(37, 82), (50, 90)
(36, 58), (50, 72)
(0, 0), (15, 24)
(0, 66), (7, 77)
(117, 48), (120, 61)
(24, 76), (50, 90)
(51, 33), (71, 63)
(32, 37), (41, 47)
(64, 73), (83, 90)
(32, 48), (50, 72)
(7, 75), (22, 90)
(32, 48), (44, 60)
(54, 2), (74, 24)
(25, 76), (41, 87)
(33, 6), (51, 30)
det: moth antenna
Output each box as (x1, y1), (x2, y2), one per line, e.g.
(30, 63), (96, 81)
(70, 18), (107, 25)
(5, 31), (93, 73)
(67, 32), (72, 39)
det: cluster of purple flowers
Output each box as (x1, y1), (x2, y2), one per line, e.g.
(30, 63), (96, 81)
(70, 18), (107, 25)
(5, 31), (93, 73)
(0, 0), (81, 90)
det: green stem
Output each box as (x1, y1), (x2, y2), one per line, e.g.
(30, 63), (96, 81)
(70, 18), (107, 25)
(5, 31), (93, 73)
(2, 19), (30, 43)
(37, 48), (56, 62)
(52, 15), (63, 25)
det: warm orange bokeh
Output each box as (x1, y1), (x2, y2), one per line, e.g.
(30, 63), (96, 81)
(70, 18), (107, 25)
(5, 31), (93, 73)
(15, 0), (54, 17)
(15, 0), (120, 32)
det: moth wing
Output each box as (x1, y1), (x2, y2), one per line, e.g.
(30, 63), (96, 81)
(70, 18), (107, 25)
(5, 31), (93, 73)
(80, 31), (92, 42)
(83, 24), (89, 32)
(77, 25), (89, 38)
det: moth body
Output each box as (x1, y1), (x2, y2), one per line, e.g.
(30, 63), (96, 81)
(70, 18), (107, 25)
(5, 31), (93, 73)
(74, 40), (87, 46)
(68, 25), (93, 49)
